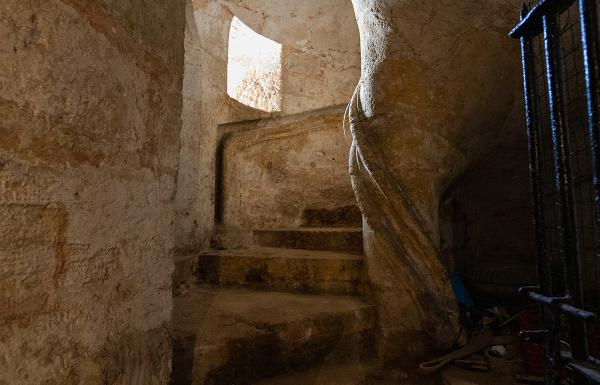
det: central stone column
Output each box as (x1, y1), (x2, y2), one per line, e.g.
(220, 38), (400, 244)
(348, 0), (522, 363)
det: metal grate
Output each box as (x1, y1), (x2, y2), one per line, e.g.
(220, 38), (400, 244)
(511, 0), (600, 383)
(558, 2), (600, 364)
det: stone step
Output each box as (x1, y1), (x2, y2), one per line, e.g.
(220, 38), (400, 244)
(253, 361), (438, 385)
(252, 361), (378, 385)
(301, 205), (363, 227)
(171, 287), (376, 385)
(253, 228), (363, 255)
(179, 247), (364, 295)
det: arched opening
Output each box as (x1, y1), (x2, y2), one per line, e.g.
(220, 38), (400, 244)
(227, 17), (282, 112)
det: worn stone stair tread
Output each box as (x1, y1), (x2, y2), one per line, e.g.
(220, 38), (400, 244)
(172, 287), (375, 385)
(253, 228), (364, 255)
(255, 227), (363, 233)
(198, 247), (364, 260)
(174, 247), (365, 295)
(191, 247), (364, 295)
(301, 205), (363, 228)
(173, 286), (374, 337)
(252, 361), (378, 385)
(252, 361), (436, 385)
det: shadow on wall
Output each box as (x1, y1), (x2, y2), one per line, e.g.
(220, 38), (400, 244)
(440, 140), (537, 302)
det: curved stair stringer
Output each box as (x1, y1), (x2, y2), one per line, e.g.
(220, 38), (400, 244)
(347, 83), (461, 359)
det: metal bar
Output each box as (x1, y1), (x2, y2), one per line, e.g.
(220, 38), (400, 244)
(522, 289), (597, 319)
(510, 0), (577, 39)
(579, 0), (600, 296)
(517, 7), (562, 383)
(526, 290), (570, 305)
(512, 2), (600, 382)
(569, 361), (600, 384)
(543, 10), (589, 365)
(560, 303), (597, 320)
(543, 13), (576, 287)
(542, 12), (578, 383)
(520, 6), (554, 298)
(578, 0), (600, 370)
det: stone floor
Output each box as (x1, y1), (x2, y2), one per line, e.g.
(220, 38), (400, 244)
(172, 286), (376, 384)
(171, 220), (376, 385)
(255, 361), (438, 385)
(170, 217), (526, 385)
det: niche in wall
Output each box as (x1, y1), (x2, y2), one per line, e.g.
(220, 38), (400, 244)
(227, 16), (282, 112)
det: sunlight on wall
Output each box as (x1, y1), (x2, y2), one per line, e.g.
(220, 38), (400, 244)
(227, 17), (282, 112)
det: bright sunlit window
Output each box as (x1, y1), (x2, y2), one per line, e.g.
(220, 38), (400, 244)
(227, 17), (282, 112)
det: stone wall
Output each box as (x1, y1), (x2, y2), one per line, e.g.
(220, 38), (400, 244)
(0, 1), (185, 383)
(440, 143), (536, 274)
(216, 105), (356, 246)
(175, 0), (360, 253)
(349, 0), (525, 363)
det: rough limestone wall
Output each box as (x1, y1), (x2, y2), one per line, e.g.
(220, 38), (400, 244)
(220, 106), (357, 240)
(0, 1), (184, 384)
(175, 1), (270, 254)
(349, 0), (524, 363)
(175, 0), (360, 253)
(175, 3), (213, 255)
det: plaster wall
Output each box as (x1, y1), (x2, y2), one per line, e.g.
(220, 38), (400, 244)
(0, 1), (185, 383)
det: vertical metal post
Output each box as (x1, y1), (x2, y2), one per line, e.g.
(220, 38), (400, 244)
(511, 2), (600, 383)
(520, 7), (561, 384)
(543, 11), (589, 365)
(521, 6), (553, 299)
(579, 0), (600, 298)
(579, 0), (600, 366)
(579, 0), (600, 203)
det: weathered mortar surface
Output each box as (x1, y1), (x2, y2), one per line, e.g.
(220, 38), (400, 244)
(349, 0), (524, 363)
(175, 0), (360, 253)
(0, 0), (184, 383)
(219, 106), (356, 237)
